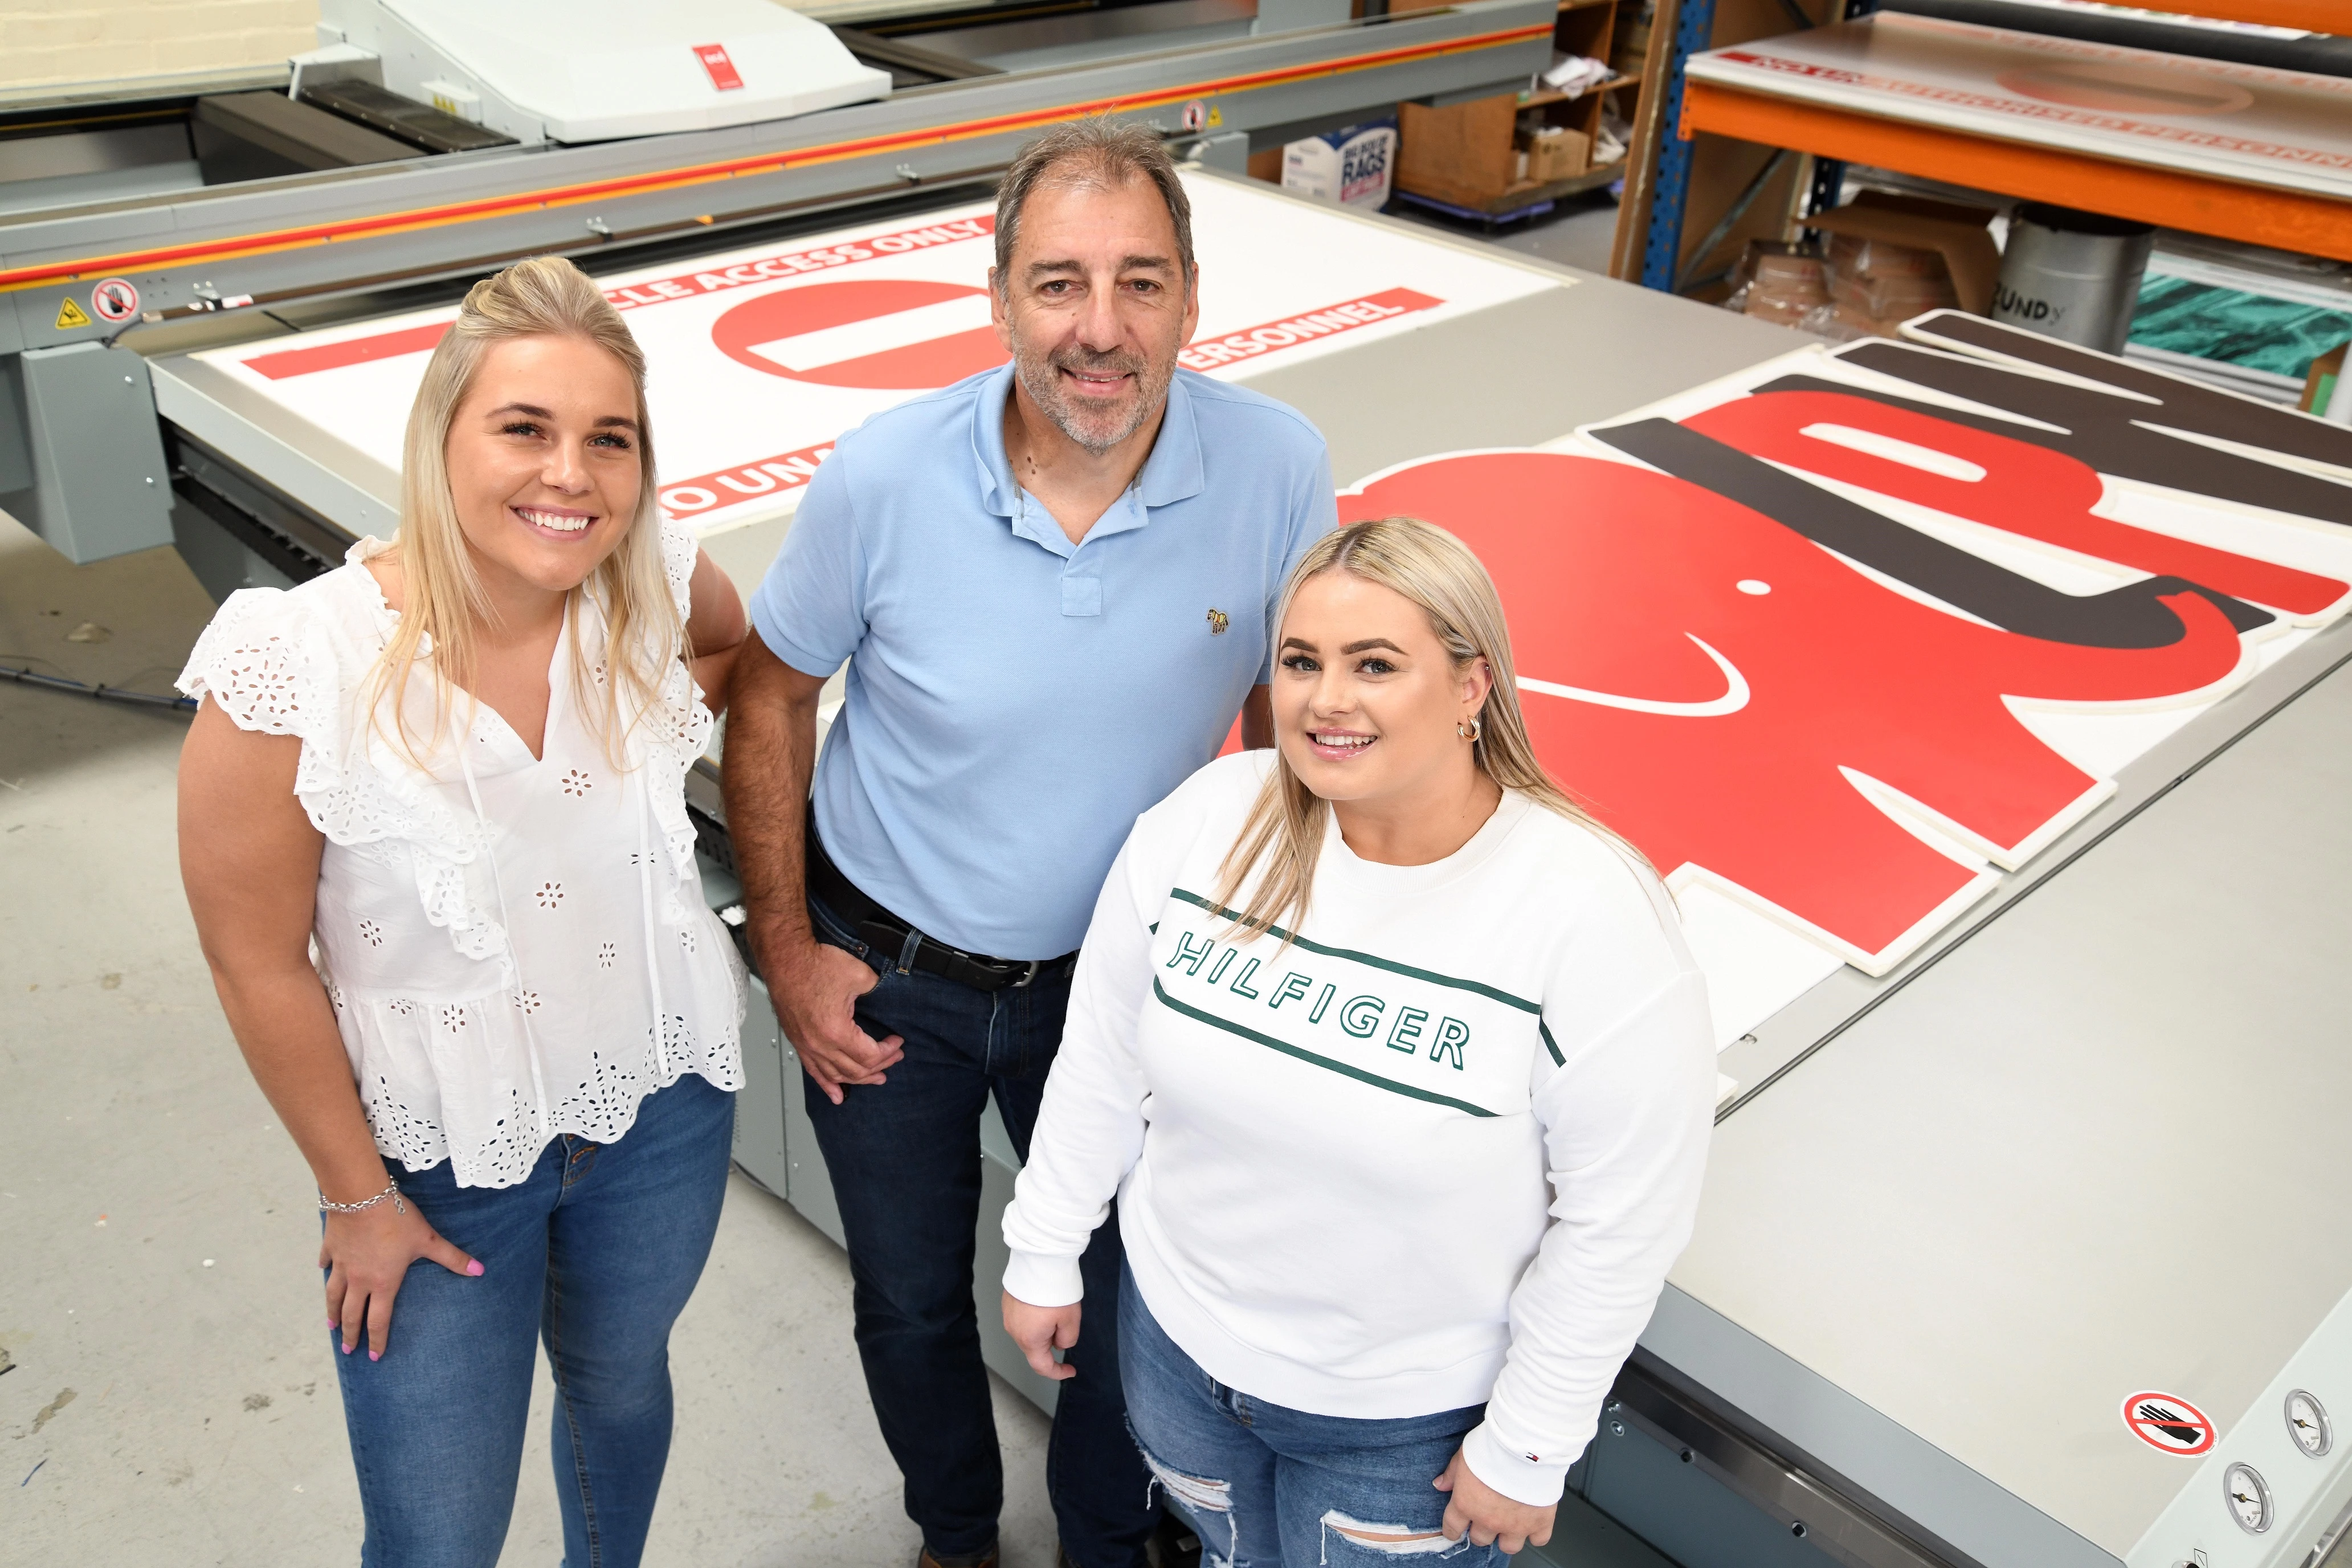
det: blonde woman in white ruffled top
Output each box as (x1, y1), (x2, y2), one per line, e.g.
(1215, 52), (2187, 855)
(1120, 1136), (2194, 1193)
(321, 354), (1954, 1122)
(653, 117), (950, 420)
(177, 256), (749, 1568)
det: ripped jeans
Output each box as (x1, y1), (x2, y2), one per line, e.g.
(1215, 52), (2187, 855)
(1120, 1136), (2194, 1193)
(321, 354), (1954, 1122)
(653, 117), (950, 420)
(1119, 1264), (1509, 1568)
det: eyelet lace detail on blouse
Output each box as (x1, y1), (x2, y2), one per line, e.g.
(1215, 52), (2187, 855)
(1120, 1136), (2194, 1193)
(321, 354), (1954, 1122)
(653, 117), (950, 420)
(181, 589), (511, 966)
(179, 521), (744, 1189)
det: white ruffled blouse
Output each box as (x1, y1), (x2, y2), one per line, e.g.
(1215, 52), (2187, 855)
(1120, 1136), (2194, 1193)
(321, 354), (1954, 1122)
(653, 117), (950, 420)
(178, 520), (745, 1188)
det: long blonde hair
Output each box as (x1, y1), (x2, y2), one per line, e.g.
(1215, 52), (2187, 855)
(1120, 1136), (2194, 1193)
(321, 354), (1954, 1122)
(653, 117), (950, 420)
(1212, 516), (1645, 941)
(368, 255), (681, 767)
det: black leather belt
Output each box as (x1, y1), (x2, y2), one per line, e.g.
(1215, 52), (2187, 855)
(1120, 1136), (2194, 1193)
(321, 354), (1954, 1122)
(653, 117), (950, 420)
(806, 817), (1079, 993)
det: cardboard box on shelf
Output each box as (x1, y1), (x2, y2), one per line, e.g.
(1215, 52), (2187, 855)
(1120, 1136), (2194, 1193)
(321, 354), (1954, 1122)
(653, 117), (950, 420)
(1611, 17), (1649, 76)
(1521, 124), (1590, 183)
(1806, 191), (2001, 316)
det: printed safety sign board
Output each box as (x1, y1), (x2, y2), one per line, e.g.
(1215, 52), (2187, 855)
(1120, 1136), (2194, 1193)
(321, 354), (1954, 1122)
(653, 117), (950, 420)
(2122, 1391), (2215, 1455)
(194, 174), (1557, 539)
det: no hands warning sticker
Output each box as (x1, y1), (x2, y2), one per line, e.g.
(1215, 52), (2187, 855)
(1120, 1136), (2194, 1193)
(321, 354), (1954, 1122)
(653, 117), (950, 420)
(2123, 1391), (2215, 1456)
(90, 277), (139, 324)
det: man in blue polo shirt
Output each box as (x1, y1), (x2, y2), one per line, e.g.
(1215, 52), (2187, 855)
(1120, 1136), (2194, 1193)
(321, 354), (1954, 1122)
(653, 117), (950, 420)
(723, 120), (1335, 1568)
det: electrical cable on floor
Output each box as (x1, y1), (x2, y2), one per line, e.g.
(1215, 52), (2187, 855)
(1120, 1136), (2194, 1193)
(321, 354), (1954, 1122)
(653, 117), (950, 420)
(0, 662), (197, 714)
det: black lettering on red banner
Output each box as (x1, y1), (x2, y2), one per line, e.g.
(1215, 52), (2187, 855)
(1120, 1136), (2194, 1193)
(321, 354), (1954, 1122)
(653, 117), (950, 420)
(1681, 388), (2349, 621)
(1589, 417), (2268, 646)
(1824, 342), (2352, 530)
(1908, 313), (2352, 477)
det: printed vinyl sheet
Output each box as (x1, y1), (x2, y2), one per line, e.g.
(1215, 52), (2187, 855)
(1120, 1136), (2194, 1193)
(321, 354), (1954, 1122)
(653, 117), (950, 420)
(1687, 11), (2352, 201)
(1347, 314), (2352, 1044)
(189, 173), (1559, 538)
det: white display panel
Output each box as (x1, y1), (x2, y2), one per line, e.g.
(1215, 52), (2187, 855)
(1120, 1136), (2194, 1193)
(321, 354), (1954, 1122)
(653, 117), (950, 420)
(1687, 11), (2352, 201)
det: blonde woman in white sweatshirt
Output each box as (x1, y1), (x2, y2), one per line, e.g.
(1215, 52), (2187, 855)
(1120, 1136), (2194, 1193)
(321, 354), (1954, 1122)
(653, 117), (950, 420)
(1000, 516), (1716, 1565)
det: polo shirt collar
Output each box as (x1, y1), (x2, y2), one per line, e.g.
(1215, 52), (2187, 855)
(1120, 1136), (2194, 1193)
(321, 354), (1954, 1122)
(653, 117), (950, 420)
(969, 362), (1207, 527)
(1136, 373), (1204, 508)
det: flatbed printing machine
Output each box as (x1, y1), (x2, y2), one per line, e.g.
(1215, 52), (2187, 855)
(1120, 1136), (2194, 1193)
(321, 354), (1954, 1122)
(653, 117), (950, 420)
(11, 67), (2352, 1561)
(0, 0), (1551, 562)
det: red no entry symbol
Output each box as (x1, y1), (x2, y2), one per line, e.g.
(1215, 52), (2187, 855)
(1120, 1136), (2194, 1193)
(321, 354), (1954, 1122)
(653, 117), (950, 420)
(2122, 1391), (2214, 1456)
(712, 279), (1005, 390)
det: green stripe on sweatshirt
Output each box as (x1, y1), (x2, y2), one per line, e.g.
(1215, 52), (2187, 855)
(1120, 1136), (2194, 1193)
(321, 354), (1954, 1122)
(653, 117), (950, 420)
(1152, 979), (1497, 1117)
(1169, 889), (1540, 1014)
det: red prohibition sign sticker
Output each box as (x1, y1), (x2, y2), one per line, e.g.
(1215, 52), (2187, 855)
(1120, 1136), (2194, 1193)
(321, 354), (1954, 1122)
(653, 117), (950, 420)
(2123, 1391), (2215, 1456)
(89, 277), (140, 323)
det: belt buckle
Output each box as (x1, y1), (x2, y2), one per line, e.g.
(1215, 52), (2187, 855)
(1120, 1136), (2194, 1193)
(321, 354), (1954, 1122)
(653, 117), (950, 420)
(1010, 958), (1042, 989)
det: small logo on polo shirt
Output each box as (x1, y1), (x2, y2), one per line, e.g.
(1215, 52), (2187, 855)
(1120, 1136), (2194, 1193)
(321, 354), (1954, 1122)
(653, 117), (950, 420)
(1206, 608), (1230, 635)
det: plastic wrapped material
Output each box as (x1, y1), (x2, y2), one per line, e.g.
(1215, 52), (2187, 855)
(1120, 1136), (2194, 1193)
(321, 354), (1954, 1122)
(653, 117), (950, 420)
(1827, 232), (1949, 280)
(1724, 240), (1829, 329)
(1594, 101), (1631, 167)
(1809, 231), (1960, 338)
(1830, 263), (1958, 323)
(1540, 52), (1615, 96)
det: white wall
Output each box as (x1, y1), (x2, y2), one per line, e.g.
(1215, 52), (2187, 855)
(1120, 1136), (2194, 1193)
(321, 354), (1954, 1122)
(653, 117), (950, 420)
(0, 0), (317, 93)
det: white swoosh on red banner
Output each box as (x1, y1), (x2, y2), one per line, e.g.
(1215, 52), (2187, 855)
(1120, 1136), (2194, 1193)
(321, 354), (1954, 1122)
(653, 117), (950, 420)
(1518, 635), (1751, 717)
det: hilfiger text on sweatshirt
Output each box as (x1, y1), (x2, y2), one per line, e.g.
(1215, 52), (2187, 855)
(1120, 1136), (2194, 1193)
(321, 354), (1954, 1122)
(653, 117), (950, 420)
(1150, 888), (1554, 1121)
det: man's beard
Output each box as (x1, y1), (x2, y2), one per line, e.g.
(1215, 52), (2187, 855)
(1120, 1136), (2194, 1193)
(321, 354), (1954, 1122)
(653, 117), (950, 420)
(1010, 337), (1176, 456)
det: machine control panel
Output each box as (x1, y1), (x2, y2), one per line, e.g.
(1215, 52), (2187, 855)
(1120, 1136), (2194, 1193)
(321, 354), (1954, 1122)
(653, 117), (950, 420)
(2133, 1289), (2352, 1567)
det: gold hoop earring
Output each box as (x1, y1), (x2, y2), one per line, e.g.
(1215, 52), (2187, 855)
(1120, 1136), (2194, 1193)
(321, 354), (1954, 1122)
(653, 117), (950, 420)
(1457, 716), (1482, 742)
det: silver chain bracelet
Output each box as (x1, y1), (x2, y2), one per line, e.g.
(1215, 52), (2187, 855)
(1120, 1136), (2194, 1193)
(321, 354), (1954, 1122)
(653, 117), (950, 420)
(318, 1181), (408, 1216)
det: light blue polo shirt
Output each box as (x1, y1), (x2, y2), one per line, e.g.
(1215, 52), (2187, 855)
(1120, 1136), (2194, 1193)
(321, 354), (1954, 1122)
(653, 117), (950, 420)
(748, 362), (1336, 959)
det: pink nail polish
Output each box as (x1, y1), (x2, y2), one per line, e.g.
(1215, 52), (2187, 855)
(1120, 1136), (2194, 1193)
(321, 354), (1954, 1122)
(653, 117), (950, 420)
(327, 1318), (338, 1329)
(466, 1260), (484, 1276)
(340, 1342), (351, 1354)
(368, 1350), (381, 1362)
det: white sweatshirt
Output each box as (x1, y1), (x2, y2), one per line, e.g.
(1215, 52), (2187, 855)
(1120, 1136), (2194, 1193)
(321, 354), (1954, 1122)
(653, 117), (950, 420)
(1001, 752), (1716, 1506)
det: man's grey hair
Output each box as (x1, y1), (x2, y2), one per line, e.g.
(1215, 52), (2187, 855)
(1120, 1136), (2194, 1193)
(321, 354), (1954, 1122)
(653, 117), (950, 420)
(994, 118), (1195, 293)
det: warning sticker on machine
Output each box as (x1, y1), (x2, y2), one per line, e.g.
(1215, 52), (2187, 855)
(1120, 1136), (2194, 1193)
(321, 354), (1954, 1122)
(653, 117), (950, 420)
(2122, 1391), (2215, 1455)
(190, 175), (1560, 539)
(90, 277), (140, 323)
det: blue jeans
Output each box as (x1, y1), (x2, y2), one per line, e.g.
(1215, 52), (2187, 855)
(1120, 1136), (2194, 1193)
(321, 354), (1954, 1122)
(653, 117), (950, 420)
(807, 893), (1157, 1567)
(331, 1072), (736, 1568)
(1120, 1265), (1508, 1568)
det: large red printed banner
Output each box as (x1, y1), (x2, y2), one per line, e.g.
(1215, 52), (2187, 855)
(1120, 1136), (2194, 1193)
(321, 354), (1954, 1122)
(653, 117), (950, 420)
(1347, 313), (2352, 989)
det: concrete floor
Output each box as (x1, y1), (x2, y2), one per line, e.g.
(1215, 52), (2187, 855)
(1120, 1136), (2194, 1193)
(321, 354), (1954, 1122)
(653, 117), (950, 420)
(0, 512), (1059, 1566)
